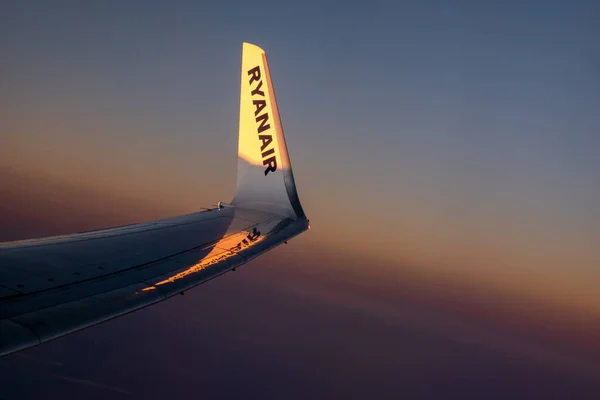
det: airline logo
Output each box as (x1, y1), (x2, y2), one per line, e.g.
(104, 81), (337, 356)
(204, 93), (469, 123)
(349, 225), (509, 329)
(247, 65), (277, 175)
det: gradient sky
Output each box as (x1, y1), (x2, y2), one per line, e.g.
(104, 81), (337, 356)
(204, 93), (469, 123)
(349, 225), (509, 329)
(1, 1), (600, 398)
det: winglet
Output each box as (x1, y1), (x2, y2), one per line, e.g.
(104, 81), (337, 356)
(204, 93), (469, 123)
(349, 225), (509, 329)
(231, 43), (306, 219)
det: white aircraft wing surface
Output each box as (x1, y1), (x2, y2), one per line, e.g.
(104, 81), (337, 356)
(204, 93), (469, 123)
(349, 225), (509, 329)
(0, 43), (309, 357)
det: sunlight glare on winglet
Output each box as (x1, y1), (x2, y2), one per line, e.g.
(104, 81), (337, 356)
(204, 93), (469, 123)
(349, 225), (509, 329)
(232, 43), (306, 219)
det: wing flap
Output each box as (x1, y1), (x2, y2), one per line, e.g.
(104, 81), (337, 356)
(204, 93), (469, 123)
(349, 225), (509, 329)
(0, 320), (40, 354)
(11, 282), (162, 345)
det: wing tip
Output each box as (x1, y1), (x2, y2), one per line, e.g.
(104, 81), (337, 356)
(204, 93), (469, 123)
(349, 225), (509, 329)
(242, 42), (265, 54)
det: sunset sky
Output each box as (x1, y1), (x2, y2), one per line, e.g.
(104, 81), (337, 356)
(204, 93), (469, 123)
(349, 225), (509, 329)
(1, 1), (599, 398)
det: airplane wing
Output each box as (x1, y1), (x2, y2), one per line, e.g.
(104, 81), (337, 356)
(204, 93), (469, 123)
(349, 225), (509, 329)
(0, 43), (309, 357)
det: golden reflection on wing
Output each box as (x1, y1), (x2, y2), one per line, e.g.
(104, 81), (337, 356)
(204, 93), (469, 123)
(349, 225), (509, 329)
(141, 227), (263, 291)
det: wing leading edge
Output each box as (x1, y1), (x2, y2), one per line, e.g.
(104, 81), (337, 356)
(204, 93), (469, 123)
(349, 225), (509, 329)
(0, 43), (309, 357)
